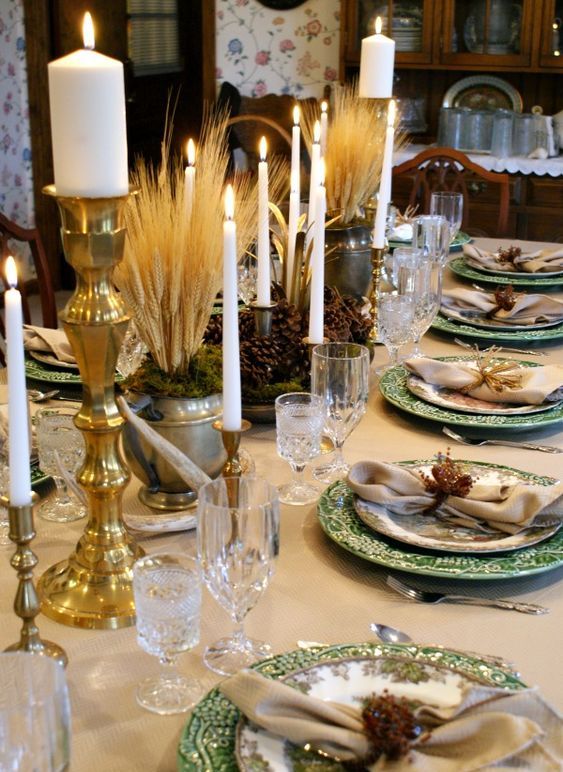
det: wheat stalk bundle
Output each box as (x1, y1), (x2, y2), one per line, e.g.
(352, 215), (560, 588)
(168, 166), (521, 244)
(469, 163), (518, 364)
(302, 84), (405, 225)
(115, 109), (288, 376)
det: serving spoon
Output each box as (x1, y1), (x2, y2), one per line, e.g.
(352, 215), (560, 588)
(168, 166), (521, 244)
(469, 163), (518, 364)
(27, 389), (60, 402)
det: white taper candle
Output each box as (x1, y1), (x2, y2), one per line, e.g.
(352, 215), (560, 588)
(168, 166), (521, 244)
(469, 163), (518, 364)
(307, 120), (322, 243)
(222, 186), (242, 431)
(308, 159), (326, 344)
(372, 100), (396, 249)
(184, 138), (195, 219)
(257, 136), (270, 306)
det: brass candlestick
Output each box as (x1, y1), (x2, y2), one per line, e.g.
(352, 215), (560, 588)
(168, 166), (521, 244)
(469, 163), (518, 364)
(37, 186), (143, 630)
(212, 419), (252, 477)
(250, 301), (277, 336)
(3, 496), (67, 667)
(369, 245), (386, 343)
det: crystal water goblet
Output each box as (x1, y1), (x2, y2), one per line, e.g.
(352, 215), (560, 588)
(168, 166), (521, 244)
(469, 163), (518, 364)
(311, 343), (370, 483)
(394, 247), (443, 357)
(238, 254), (258, 305)
(430, 191), (464, 244)
(412, 214), (450, 264)
(36, 408), (87, 523)
(116, 320), (147, 378)
(275, 392), (324, 506)
(197, 476), (280, 676)
(378, 293), (416, 369)
(0, 652), (71, 772)
(132, 552), (202, 714)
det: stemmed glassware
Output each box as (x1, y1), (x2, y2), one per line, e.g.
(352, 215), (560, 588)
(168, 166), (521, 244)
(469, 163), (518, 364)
(237, 254), (258, 305)
(412, 214), (451, 263)
(0, 652), (71, 771)
(377, 294), (416, 369)
(393, 247), (443, 357)
(35, 407), (87, 523)
(311, 343), (370, 483)
(275, 392), (324, 505)
(430, 191), (464, 245)
(197, 475), (280, 676)
(132, 553), (202, 715)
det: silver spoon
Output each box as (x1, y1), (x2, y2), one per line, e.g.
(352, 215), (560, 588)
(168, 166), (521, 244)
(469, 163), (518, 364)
(369, 622), (411, 643)
(27, 389), (60, 402)
(443, 425), (563, 453)
(453, 336), (548, 357)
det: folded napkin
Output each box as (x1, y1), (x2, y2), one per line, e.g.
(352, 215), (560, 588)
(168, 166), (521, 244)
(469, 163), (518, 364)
(464, 243), (563, 274)
(221, 669), (562, 770)
(389, 223), (413, 242)
(405, 356), (563, 405)
(441, 287), (563, 326)
(23, 325), (75, 364)
(347, 458), (563, 533)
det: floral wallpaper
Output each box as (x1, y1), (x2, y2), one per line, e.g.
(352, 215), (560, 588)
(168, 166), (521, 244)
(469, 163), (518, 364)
(0, 0), (34, 276)
(215, 0), (341, 98)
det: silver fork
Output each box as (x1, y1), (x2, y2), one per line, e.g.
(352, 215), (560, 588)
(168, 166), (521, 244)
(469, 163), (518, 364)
(453, 336), (548, 357)
(386, 575), (549, 615)
(442, 426), (563, 454)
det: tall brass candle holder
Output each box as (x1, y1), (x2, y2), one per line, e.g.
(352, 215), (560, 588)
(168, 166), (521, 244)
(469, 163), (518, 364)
(37, 186), (143, 630)
(213, 419), (252, 477)
(3, 496), (67, 667)
(369, 245), (386, 343)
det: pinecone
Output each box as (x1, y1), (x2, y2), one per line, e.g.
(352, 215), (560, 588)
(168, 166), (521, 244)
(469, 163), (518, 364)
(239, 336), (282, 387)
(204, 314), (223, 345)
(341, 294), (372, 343)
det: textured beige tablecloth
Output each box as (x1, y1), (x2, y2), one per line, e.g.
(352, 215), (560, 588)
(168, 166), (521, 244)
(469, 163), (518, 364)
(2, 239), (562, 772)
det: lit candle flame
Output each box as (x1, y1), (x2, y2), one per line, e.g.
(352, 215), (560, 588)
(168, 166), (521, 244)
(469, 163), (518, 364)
(225, 184), (235, 220)
(293, 105), (300, 126)
(313, 120), (321, 143)
(321, 101), (328, 114)
(375, 16), (382, 35)
(83, 12), (95, 50)
(187, 138), (196, 166)
(5, 256), (17, 289)
(388, 99), (396, 128)
(259, 136), (267, 161)
(319, 158), (326, 187)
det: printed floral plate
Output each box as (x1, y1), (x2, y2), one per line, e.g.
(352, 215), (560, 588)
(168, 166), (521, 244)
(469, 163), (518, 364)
(29, 351), (80, 371)
(406, 373), (561, 416)
(25, 355), (123, 385)
(440, 304), (562, 331)
(380, 357), (563, 431)
(464, 257), (563, 279)
(178, 642), (525, 771)
(317, 479), (563, 579)
(353, 459), (560, 554)
(431, 312), (563, 343)
(389, 230), (471, 253)
(449, 257), (563, 290)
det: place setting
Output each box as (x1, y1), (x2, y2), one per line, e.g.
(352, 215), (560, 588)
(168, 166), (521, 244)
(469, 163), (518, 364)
(450, 242), (563, 290)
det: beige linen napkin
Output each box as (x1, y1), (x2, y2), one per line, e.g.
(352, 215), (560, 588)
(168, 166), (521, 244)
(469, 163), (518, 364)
(441, 287), (563, 326)
(404, 356), (563, 405)
(347, 458), (563, 533)
(221, 669), (562, 770)
(23, 325), (75, 364)
(464, 243), (563, 274)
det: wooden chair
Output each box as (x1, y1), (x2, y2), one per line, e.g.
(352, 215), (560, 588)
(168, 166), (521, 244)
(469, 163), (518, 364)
(0, 212), (58, 336)
(392, 147), (511, 237)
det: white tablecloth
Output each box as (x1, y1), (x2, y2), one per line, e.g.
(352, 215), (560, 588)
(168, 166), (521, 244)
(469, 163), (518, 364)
(4, 238), (563, 771)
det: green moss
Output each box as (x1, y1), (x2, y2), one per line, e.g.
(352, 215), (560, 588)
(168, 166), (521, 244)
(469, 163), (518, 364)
(122, 346), (223, 398)
(241, 379), (304, 404)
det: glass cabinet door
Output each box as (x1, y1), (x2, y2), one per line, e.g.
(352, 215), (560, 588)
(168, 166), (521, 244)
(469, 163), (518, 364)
(539, 0), (563, 66)
(440, 0), (534, 66)
(344, 0), (435, 66)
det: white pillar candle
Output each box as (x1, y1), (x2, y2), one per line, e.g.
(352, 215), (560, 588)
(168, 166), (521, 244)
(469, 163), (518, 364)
(358, 17), (396, 99)
(184, 138), (196, 219)
(286, 169), (299, 299)
(48, 12), (128, 197)
(256, 136), (270, 307)
(320, 101), (328, 157)
(307, 121), (322, 242)
(372, 100), (396, 249)
(222, 186), (242, 432)
(291, 105), (301, 205)
(308, 160), (326, 344)
(4, 257), (32, 506)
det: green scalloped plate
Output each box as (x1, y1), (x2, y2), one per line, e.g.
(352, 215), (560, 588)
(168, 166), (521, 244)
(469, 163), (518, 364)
(379, 356), (563, 431)
(449, 257), (563, 290)
(317, 478), (563, 579)
(25, 355), (123, 385)
(178, 642), (525, 771)
(432, 312), (563, 343)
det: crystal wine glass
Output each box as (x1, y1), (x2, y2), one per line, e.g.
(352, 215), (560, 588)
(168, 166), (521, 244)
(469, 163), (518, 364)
(377, 294), (416, 369)
(132, 552), (202, 714)
(412, 214), (450, 264)
(311, 343), (370, 483)
(275, 392), (324, 506)
(394, 247), (443, 357)
(237, 254), (258, 305)
(430, 191), (464, 244)
(0, 652), (71, 772)
(36, 407), (87, 523)
(197, 475), (280, 676)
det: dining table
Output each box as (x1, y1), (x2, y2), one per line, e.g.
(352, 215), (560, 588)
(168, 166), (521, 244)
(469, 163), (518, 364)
(2, 237), (563, 772)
